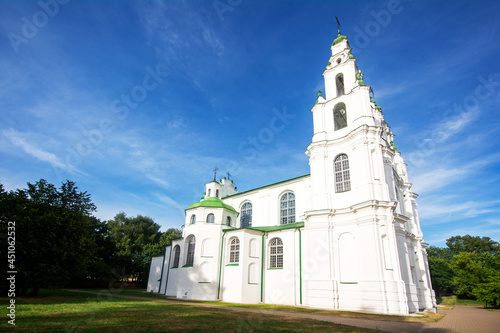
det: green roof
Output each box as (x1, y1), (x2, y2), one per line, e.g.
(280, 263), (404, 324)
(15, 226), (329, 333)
(187, 197), (237, 212)
(223, 174), (310, 199)
(224, 221), (304, 233)
(332, 35), (347, 45)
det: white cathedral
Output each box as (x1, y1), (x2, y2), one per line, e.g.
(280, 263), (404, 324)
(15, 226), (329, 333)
(147, 30), (437, 315)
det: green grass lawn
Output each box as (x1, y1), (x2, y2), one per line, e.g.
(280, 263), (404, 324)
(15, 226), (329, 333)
(2, 289), (385, 332)
(439, 295), (487, 306)
(68, 288), (443, 323)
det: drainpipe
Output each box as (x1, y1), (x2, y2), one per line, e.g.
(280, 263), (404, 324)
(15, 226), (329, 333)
(163, 245), (173, 295)
(260, 231), (266, 303)
(298, 227), (302, 305)
(217, 230), (227, 300)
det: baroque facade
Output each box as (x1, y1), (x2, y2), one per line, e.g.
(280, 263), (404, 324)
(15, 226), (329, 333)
(147, 31), (437, 314)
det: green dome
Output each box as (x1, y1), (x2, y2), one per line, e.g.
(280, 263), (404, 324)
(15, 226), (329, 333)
(187, 197), (237, 213)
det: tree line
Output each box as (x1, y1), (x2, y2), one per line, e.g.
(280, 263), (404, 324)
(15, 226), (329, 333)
(0, 179), (181, 296)
(427, 235), (500, 308)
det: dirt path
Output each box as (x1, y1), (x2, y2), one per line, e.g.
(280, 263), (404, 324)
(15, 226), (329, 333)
(66, 290), (500, 333)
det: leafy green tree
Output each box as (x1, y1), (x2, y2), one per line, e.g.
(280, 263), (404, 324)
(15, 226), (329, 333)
(450, 252), (482, 298)
(446, 235), (499, 256)
(427, 236), (500, 304)
(451, 251), (500, 307)
(426, 246), (455, 296)
(0, 179), (97, 295)
(84, 217), (119, 285)
(108, 213), (181, 283)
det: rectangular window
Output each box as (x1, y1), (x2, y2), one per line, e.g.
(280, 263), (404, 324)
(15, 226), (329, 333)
(269, 238), (283, 268)
(229, 239), (240, 263)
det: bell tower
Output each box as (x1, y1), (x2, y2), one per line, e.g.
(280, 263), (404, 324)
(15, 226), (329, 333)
(302, 25), (435, 314)
(306, 28), (391, 211)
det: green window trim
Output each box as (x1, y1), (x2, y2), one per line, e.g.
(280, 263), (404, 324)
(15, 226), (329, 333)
(267, 267), (283, 270)
(170, 266), (178, 269)
(182, 264), (193, 268)
(198, 281), (211, 284)
(225, 263), (239, 266)
(248, 283), (259, 285)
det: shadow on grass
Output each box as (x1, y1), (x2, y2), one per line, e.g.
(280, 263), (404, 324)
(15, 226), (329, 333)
(10, 291), (390, 333)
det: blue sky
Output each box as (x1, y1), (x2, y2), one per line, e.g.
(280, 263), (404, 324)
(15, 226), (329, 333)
(1, 0), (500, 247)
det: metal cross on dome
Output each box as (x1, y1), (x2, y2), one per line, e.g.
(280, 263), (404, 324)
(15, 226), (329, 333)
(336, 16), (341, 35)
(226, 172), (231, 180)
(213, 167), (218, 181)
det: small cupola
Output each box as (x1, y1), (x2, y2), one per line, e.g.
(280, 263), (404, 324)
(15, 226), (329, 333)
(206, 181), (222, 199)
(205, 167), (222, 198)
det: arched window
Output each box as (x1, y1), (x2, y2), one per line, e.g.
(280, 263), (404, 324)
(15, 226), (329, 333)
(240, 202), (252, 228)
(207, 213), (215, 223)
(172, 245), (180, 268)
(269, 238), (283, 268)
(229, 238), (240, 263)
(186, 236), (196, 266)
(334, 102), (347, 130)
(208, 189), (211, 197)
(280, 192), (295, 225)
(190, 214), (196, 224)
(226, 216), (231, 226)
(334, 154), (351, 192)
(336, 73), (345, 96)
(216, 189), (219, 198)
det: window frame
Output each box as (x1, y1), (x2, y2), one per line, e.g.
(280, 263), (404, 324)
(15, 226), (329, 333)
(229, 237), (240, 264)
(240, 201), (252, 228)
(269, 238), (283, 269)
(207, 213), (215, 223)
(333, 102), (347, 130)
(172, 245), (180, 268)
(185, 236), (196, 266)
(336, 73), (345, 96)
(279, 191), (296, 225)
(190, 214), (196, 224)
(334, 154), (351, 193)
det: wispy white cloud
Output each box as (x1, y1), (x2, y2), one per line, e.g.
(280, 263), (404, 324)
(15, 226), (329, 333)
(411, 150), (500, 194)
(153, 192), (185, 215)
(146, 174), (170, 188)
(425, 222), (500, 247)
(2, 128), (83, 174)
(412, 168), (466, 195)
(418, 197), (500, 222)
(135, 2), (225, 63)
(167, 116), (186, 130)
(434, 108), (480, 143)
